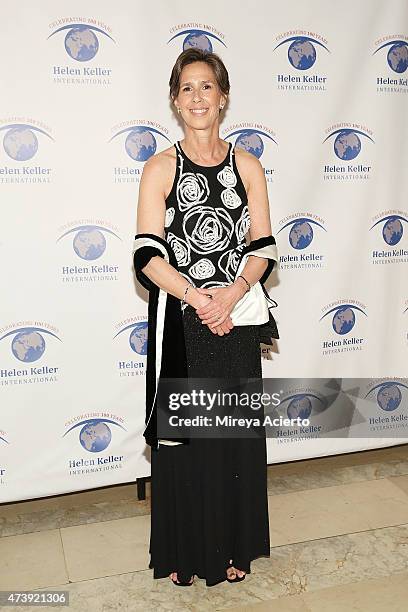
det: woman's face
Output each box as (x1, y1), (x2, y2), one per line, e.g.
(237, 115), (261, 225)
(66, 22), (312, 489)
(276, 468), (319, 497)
(174, 61), (226, 127)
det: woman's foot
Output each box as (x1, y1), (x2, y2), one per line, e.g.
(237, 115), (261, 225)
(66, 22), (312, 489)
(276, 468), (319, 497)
(226, 559), (246, 582)
(169, 571), (194, 586)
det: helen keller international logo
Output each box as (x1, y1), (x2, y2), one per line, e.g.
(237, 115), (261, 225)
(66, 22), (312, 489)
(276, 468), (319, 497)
(366, 380), (408, 414)
(222, 124), (277, 183)
(0, 322), (61, 385)
(277, 213), (326, 271)
(365, 379), (408, 435)
(0, 118), (53, 185)
(320, 301), (368, 356)
(64, 417), (126, 452)
(110, 122), (171, 183)
(281, 392), (326, 420)
(373, 35), (408, 93)
(323, 123), (374, 181)
(63, 414), (126, 476)
(273, 31), (329, 92)
(167, 24), (226, 52)
(370, 210), (408, 265)
(57, 221), (121, 282)
(269, 383), (339, 441)
(114, 318), (148, 377)
(48, 18), (115, 85)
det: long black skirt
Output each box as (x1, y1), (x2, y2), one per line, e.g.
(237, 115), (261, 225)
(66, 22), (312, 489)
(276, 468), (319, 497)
(149, 305), (270, 586)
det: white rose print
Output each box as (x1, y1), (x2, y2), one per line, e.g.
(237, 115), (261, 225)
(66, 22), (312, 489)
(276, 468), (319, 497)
(176, 156), (210, 212)
(217, 165), (237, 188)
(220, 187), (242, 209)
(189, 258), (216, 280)
(183, 206), (234, 254)
(235, 206), (251, 242)
(218, 248), (241, 282)
(166, 232), (191, 266)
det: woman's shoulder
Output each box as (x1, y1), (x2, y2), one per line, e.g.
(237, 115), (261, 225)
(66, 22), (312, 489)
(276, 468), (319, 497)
(141, 144), (177, 196)
(233, 145), (264, 192)
(143, 143), (177, 173)
(234, 144), (263, 168)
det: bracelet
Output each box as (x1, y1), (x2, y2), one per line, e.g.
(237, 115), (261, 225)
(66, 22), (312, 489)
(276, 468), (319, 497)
(237, 274), (251, 293)
(181, 282), (192, 309)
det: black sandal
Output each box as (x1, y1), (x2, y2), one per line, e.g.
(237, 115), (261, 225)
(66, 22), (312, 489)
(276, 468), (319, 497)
(226, 562), (246, 583)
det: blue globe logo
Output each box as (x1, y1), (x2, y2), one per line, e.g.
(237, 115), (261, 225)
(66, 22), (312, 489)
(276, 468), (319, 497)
(287, 396), (312, 420)
(383, 218), (403, 245)
(125, 128), (157, 161)
(65, 26), (99, 61)
(289, 221), (313, 249)
(288, 40), (316, 70)
(183, 32), (212, 52)
(334, 131), (361, 160)
(129, 322), (148, 355)
(79, 421), (111, 452)
(377, 384), (402, 411)
(235, 132), (264, 159)
(73, 228), (106, 260)
(12, 330), (45, 362)
(387, 42), (408, 73)
(332, 307), (355, 335)
(4, 127), (38, 161)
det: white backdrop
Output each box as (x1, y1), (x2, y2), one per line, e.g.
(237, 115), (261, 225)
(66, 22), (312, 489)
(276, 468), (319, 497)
(1, 0), (407, 503)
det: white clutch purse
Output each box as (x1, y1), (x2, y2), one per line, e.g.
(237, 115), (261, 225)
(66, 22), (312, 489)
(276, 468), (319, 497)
(230, 279), (270, 326)
(229, 241), (279, 338)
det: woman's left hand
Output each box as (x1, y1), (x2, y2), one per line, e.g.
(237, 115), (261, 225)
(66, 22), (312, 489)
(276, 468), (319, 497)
(194, 283), (246, 330)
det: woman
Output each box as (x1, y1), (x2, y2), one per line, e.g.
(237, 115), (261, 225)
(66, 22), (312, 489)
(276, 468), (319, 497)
(133, 48), (278, 586)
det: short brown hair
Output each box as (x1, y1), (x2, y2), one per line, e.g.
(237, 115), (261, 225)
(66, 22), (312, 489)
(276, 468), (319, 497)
(169, 48), (230, 101)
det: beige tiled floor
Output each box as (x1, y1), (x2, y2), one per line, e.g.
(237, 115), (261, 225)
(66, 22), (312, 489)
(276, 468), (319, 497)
(61, 515), (150, 582)
(1, 443), (408, 611)
(228, 572), (408, 611)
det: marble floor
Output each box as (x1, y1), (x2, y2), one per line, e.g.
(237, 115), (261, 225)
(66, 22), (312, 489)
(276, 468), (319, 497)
(1, 444), (408, 611)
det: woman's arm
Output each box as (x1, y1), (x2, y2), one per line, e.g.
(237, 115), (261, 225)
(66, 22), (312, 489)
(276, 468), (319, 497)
(136, 154), (193, 302)
(237, 151), (273, 283)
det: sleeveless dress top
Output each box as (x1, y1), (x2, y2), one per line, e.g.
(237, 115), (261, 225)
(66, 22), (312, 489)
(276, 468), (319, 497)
(164, 140), (251, 290)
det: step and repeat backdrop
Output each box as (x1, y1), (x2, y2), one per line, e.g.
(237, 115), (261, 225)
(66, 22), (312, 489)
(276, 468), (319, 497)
(1, 0), (407, 502)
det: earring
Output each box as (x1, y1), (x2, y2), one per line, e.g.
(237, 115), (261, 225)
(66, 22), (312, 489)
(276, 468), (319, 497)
(219, 105), (224, 110)
(177, 107), (181, 114)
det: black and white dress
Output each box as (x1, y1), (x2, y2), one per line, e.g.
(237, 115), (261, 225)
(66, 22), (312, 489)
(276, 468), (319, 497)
(148, 141), (270, 586)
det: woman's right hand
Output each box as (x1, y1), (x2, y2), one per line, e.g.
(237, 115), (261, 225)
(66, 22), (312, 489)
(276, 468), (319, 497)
(187, 288), (234, 336)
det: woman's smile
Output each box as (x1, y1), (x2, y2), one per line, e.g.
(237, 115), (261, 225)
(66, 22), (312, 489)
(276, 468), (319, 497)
(189, 108), (209, 115)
